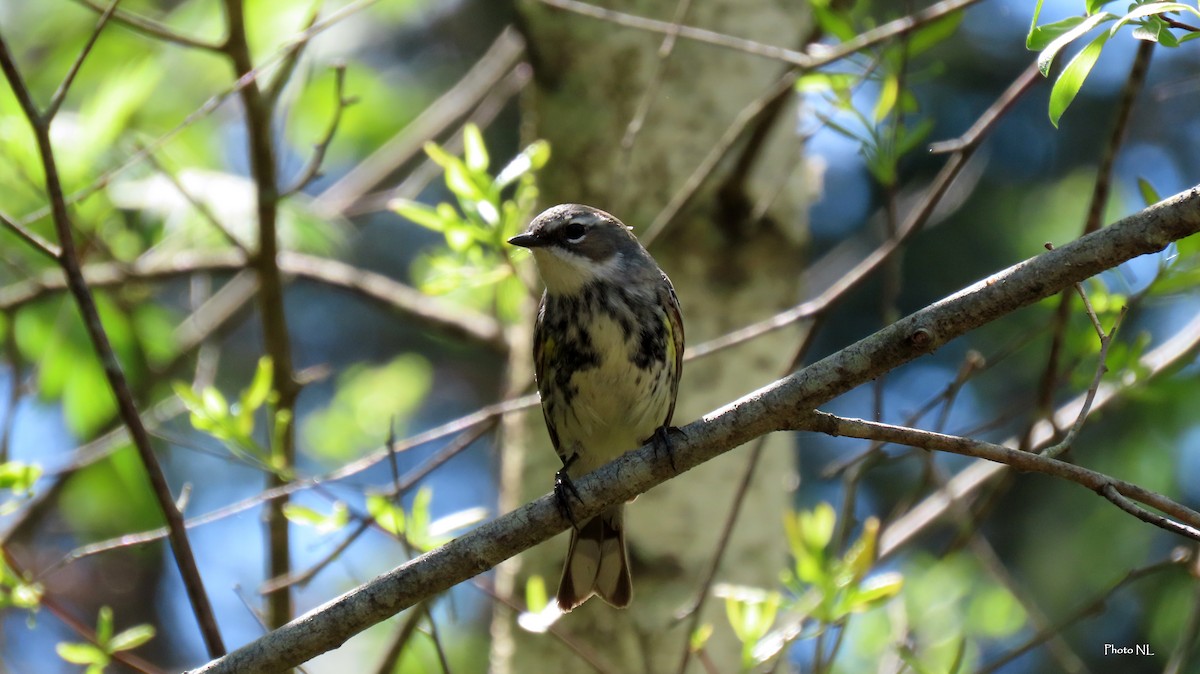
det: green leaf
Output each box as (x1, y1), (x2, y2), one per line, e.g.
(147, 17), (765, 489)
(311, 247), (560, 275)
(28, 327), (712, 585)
(1036, 12), (1113, 75)
(0, 461), (41, 492)
(444, 158), (486, 202)
(283, 502), (348, 533)
(408, 486), (433, 550)
(96, 606), (114, 645)
(109, 624), (156, 652)
(1048, 29), (1111, 127)
(1027, 0), (1045, 45)
(201, 386), (230, 421)
(873, 74), (899, 123)
(391, 199), (448, 232)
(907, 11), (964, 56)
(1110, 3), (1200, 36)
(462, 123), (489, 174)
(367, 494), (405, 536)
(240, 356), (274, 413)
(689, 623), (713, 652)
(843, 572), (904, 612)
(423, 141), (456, 169)
(495, 140), (551, 189)
(62, 357), (117, 437)
(56, 642), (107, 665)
(794, 72), (859, 94)
(1027, 15), (1086, 51)
(1137, 177), (1161, 206)
(525, 575), (548, 612)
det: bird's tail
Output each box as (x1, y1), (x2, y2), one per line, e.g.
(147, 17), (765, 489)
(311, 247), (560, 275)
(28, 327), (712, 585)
(556, 505), (632, 611)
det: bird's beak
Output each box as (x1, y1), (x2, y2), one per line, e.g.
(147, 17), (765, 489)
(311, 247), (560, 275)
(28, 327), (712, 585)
(507, 232), (546, 248)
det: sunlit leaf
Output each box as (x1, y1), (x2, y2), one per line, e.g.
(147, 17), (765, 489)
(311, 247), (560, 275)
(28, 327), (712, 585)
(56, 642), (107, 666)
(1036, 12), (1113, 75)
(1048, 29), (1110, 127)
(462, 123), (489, 173)
(367, 494), (405, 536)
(1137, 177), (1161, 207)
(109, 624), (156, 652)
(1027, 15), (1086, 51)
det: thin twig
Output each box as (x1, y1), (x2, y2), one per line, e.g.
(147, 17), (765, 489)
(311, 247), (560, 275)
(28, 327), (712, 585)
(313, 26), (526, 217)
(0, 26), (226, 658)
(264, 5), (322, 107)
(46, 0), (122, 120)
(281, 63), (357, 197)
(0, 208), (60, 260)
(0, 250), (506, 351)
(881, 306), (1200, 557)
(18, 0), (382, 229)
(686, 60), (1044, 359)
(1026, 41), (1153, 450)
(71, 0), (223, 51)
(219, 0), (298, 633)
(802, 412), (1200, 540)
(186, 181), (1200, 673)
(140, 148), (250, 252)
(975, 552), (1188, 674)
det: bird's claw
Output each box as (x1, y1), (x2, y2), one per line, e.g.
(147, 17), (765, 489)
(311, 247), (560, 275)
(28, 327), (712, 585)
(650, 424), (685, 472)
(554, 454), (584, 528)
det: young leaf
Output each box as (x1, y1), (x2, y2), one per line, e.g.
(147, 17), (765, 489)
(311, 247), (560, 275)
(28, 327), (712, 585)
(240, 357), (274, 413)
(1027, 16), (1087, 51)
(1036, 12), (1113, 75)
(462, 123), (489, 174)
(1137, 177), (1161, 206)
(56, 642), (107, 666)
(96, 606), (114, 645)
(1049, 29), (1111, 127)
(109, 624), (156, 652)
(391, 199), (448, 232)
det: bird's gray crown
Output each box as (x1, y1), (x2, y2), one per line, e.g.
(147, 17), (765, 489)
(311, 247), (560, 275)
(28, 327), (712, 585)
(511, 204), (646, 265)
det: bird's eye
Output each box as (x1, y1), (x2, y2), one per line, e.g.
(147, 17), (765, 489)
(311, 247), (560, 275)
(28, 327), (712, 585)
(562, 222), (587, 243)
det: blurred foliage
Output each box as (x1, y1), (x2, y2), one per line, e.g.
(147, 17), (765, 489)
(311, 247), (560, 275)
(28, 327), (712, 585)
(393, 123), (549, 324)
(0, 0), (1197, 672)
(56, 605), (156, 674)
(174, 356), (284, 471)
(1028, 1), (1200, 126)
(302, 353), (433, 462)
(711, 504), (904, 671)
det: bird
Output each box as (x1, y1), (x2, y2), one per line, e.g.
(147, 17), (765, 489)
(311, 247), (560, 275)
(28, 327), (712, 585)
(508, 203), (684, 612)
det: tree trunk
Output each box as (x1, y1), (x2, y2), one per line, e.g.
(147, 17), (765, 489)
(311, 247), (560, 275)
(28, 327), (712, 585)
(493, 2), (812, 671)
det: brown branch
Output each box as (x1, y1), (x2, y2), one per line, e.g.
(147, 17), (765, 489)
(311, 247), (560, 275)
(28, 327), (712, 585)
(801, 412), (1200, 540)
(71, 0), (223, 51)
(46, 0), (122, 119)
(881, 305), (1200, 557)
(687, 60), (1044, 360)
(540, 0), (980, 70)
(313, 26), (526, 217)
(0, 250), (506, 350)
(219, 0), (298, 633)
(0, 208), (60, 259)
(0, 26), (226, 658)
(187, 184), (1200, 673)
(281, 64), (356, 198)
(1029, 40), (1153, 448)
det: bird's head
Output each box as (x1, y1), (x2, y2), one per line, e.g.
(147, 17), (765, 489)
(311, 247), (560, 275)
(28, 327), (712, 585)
(508, 204), (651, 294)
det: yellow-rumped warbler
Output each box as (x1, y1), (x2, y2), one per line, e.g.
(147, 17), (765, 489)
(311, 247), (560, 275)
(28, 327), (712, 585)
(508, 204), (684, 612)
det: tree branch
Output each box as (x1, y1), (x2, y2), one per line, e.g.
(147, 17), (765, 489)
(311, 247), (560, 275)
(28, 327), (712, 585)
(0, 250), (506, 350)
(187, 185), (1200, 673)
(801, 412), (1200, 539)
(0, 27), (226, 659)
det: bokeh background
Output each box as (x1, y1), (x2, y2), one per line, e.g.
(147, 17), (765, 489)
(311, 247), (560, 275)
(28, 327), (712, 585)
(1, 0), (1199, 672)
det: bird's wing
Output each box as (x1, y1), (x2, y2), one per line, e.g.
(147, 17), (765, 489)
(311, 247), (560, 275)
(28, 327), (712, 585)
(661, 272), (685, 427)
(532, 292), (564, 457)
